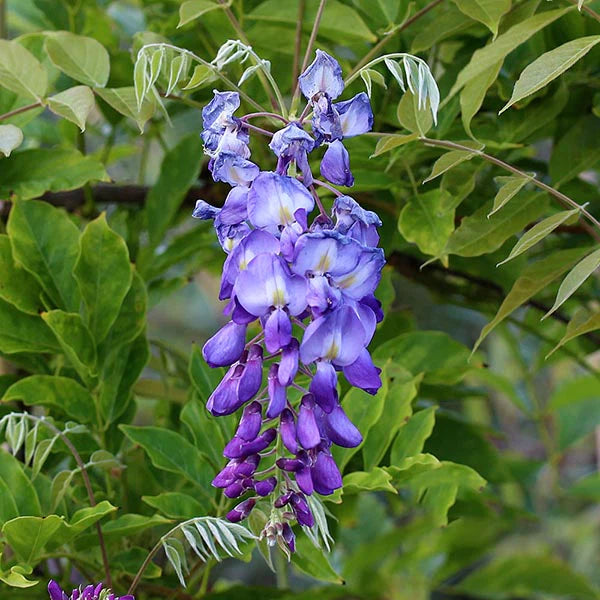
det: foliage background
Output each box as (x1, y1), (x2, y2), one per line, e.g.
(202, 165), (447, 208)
(1, 0), (600, 598)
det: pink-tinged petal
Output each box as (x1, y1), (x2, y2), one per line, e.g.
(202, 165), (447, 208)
(298, 50), (344, 100)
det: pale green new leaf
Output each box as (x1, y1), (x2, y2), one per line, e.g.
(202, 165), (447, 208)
(182, 65), (215, 90)
(502, 36), (600, 113)
(423, 149), (479, 183)
(178, 0), (226, 27)
(548, 308), (600, 357)
(45, 32), (110, 87)
(460, 61), (502, 138)
(95, 87), (155, 132)
(47, 86), (95, 131)
(498, 208), (579, 266)
(488, 175), (529, 216)
(543, 248), (600, 320)
(0, 125), (23, 157)
(453, 0), (511, 36)
(2, 515), (63, 565)
(397, 90), (433, 136)
(0, 39), (47, 101)
(371, 133), (418, 157)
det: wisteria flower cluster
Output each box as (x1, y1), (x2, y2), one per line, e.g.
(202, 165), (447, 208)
(48, 581), (133, 600)
(193, 50), (385, 553)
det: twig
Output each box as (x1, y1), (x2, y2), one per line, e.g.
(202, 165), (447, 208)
(569, 0), (600, 23)
(243, 121), (274, 137)
(420, 137), (600, 241)
(346, 0), (445, 80)
(0, 101), (43, 122)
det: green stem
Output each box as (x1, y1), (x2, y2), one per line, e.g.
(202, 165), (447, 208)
(344, 52), (431, 87)
(0, 101), (43, 122)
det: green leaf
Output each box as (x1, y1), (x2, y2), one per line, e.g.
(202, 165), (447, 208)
(453, 0), (511, 36)
(448, 7), (573, 97)
(248, 0), (376, 43)
(373, 331), (472, 385)
(397, 90), (433, 136)
(0, 299), (59, 354)
(3, 375), (95, 423)
(362, 367), (418, 470)
(450, 555), (598, 600)
(2, 515), (63, 564)
(0, 39), (47, 101)
(0, 451), (41, 525)
(371, 132), (418, 157)
(391, 406), (437, 464)
(423, 149), (478, 183)
(41, 311), (97, 380)
(142, 492), (208, 519)
(398, 189), (455, 258)
(84, 513), (171, 542)
(0, 235), (43, 315)
(178, 0), (225, 27)
(292, 535), (344, 584)
(145, 134), (203, 247)
(47, 86), (95, 132)
(0, 124), (23, 157)
(498, 208), (579, 266)
(112, 547), (162, 579)
(74, 213), (133, 343)
(95, 87), (155, 132)
(543, 248), (600, 320)
(50, 500), (117, 548)
(189, 344), (224, 403)
(182, 65), (215, 90)
(45, 32), (110, 87)
(501, 36), (600, 113)
(442, 192), (549, 258)
(460, 61), (502, 138)
(120, 425), (214, 495)
(488, 175), (529, 217)
(0, 566), (38, 588)
(343, 467), (397, 494)
(472, 246), (591, 352)
(547, 308), (600, 357)
(0, 148), (109, 201)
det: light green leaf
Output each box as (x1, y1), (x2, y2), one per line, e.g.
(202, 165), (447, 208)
(451, 555), (598, 600)
(0, 565), (38, 588)
(398, 189), (455, 258)
(448, 7), (573, 97)
(292, 535), (343, 584)
(548, 308), (600, 357)
(488, 175), (529, 216)
(167, 54), (189, 95)
(0, 235), (43, 315)
(41, 310), (97, 380)
(498, 208), (579, 265)
(371, 132), (418, 157)
(74, 213), (133, 343)
(442, 192), (549, 258)
(142, 492), (208, 519)
(3, 375), (95, 423)
(0, 148), (109, 201)
(178, 0), (226, 27)
(0, 451), (41, 525)
(120, 426), (213, 496)
(95, 87), (155, 132)
(47, 85), (94, 132)
(472, 246), (591, 352)
(397, 90), (433, 136)
(0, 124), (23, 157)
(343, 468), (397, 494)
(133, 52), (148, 110)
(460, 61), (502, 138)
(391, 406), (437, 464)
(182, 65), (215, 90)
(145, 134), (203, 247)
(0, 299), (59, 354)
(543, 248), (600, 320)
(2, 515), (63, 564)
(0, 39), (47, 101)
(423, 149), (478, 183)
(45, 32), (110, 87)
(501, 36), (600, 113)
(50, 501), (117, 548)
(453, 0), (511, 36)
(112, 547), (162, 579)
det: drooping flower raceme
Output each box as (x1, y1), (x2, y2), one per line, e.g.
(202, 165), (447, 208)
(48, 581), (133, 600)
(194, 50), (383, 553)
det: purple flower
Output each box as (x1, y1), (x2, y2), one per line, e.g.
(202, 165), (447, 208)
(47, 582), (133, 600)
(227, 498), (256, 522)
(320, 140), (353, 187)
(269, 123), (315, 186)
(311, 449), (342, 495)
(297, 394), (321, 449)
(298, 50), (344, 101)
(202, 321), (247, 368)
(332, 195), (381, 247)
(202, 90), (241, 151)
(335, 92), (374, 137)
(211, 152), (259, 187)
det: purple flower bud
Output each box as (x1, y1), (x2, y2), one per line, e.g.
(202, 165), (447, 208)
(282, 522), (296, 553)
(227, 497), (256, 523)
(335, 92), (374, 137)
(236, 401), (263, 441)
(202, 90), (240, 133)
(237, 344), (263, 404)
(269, 123), (315, 185)
(48, 581), (67, 600)
(309, 361), (338, 413)
(320, 140), (354, 187)
(298, 50), (344, 101)
(311, 450), (342, 495)
(280, 408), (298, 454)
(203, 321), (247, 368)
(212, 460), (238, 487)
(212, 152), (259, 187)
(224, 428), (277, 459)
(343, 348), (382, 394)
(224, 480), (245, 498)
(192, 199), (220, 221)
(234, 453), (260, 477)
(332, 195), (381, 247)
(296, 465), (314, 495)
(297, 394), (321, 449)
(290, 492), (314, 527)
(320, 404), (362, 448)
(279, 339), (299, 386)
(264, 307), (292, 353)
(267, 364), (287, 418)
(207, 364), (245, 416)
(255, 476), (277, 496)
(276, 457), (304, 472)
(274, 491), (293, 507)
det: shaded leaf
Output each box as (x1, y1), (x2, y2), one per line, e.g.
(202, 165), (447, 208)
(453, 0), (511, 35)
(95, 87), (155, 132)
(391, 406), (437, 464)
(47, 86), (95, 131)
(179, 0), (226, 27)
(0, 124), (23, 157)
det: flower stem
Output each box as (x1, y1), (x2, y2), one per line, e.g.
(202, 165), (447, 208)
(309, 184), (327, 217)
(243, 121), (274, 137)
(312, 178), (343, 197)
(242, 112), (289, 125)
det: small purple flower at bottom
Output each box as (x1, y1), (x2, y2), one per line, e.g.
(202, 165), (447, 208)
(48, 581), (134, 600)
